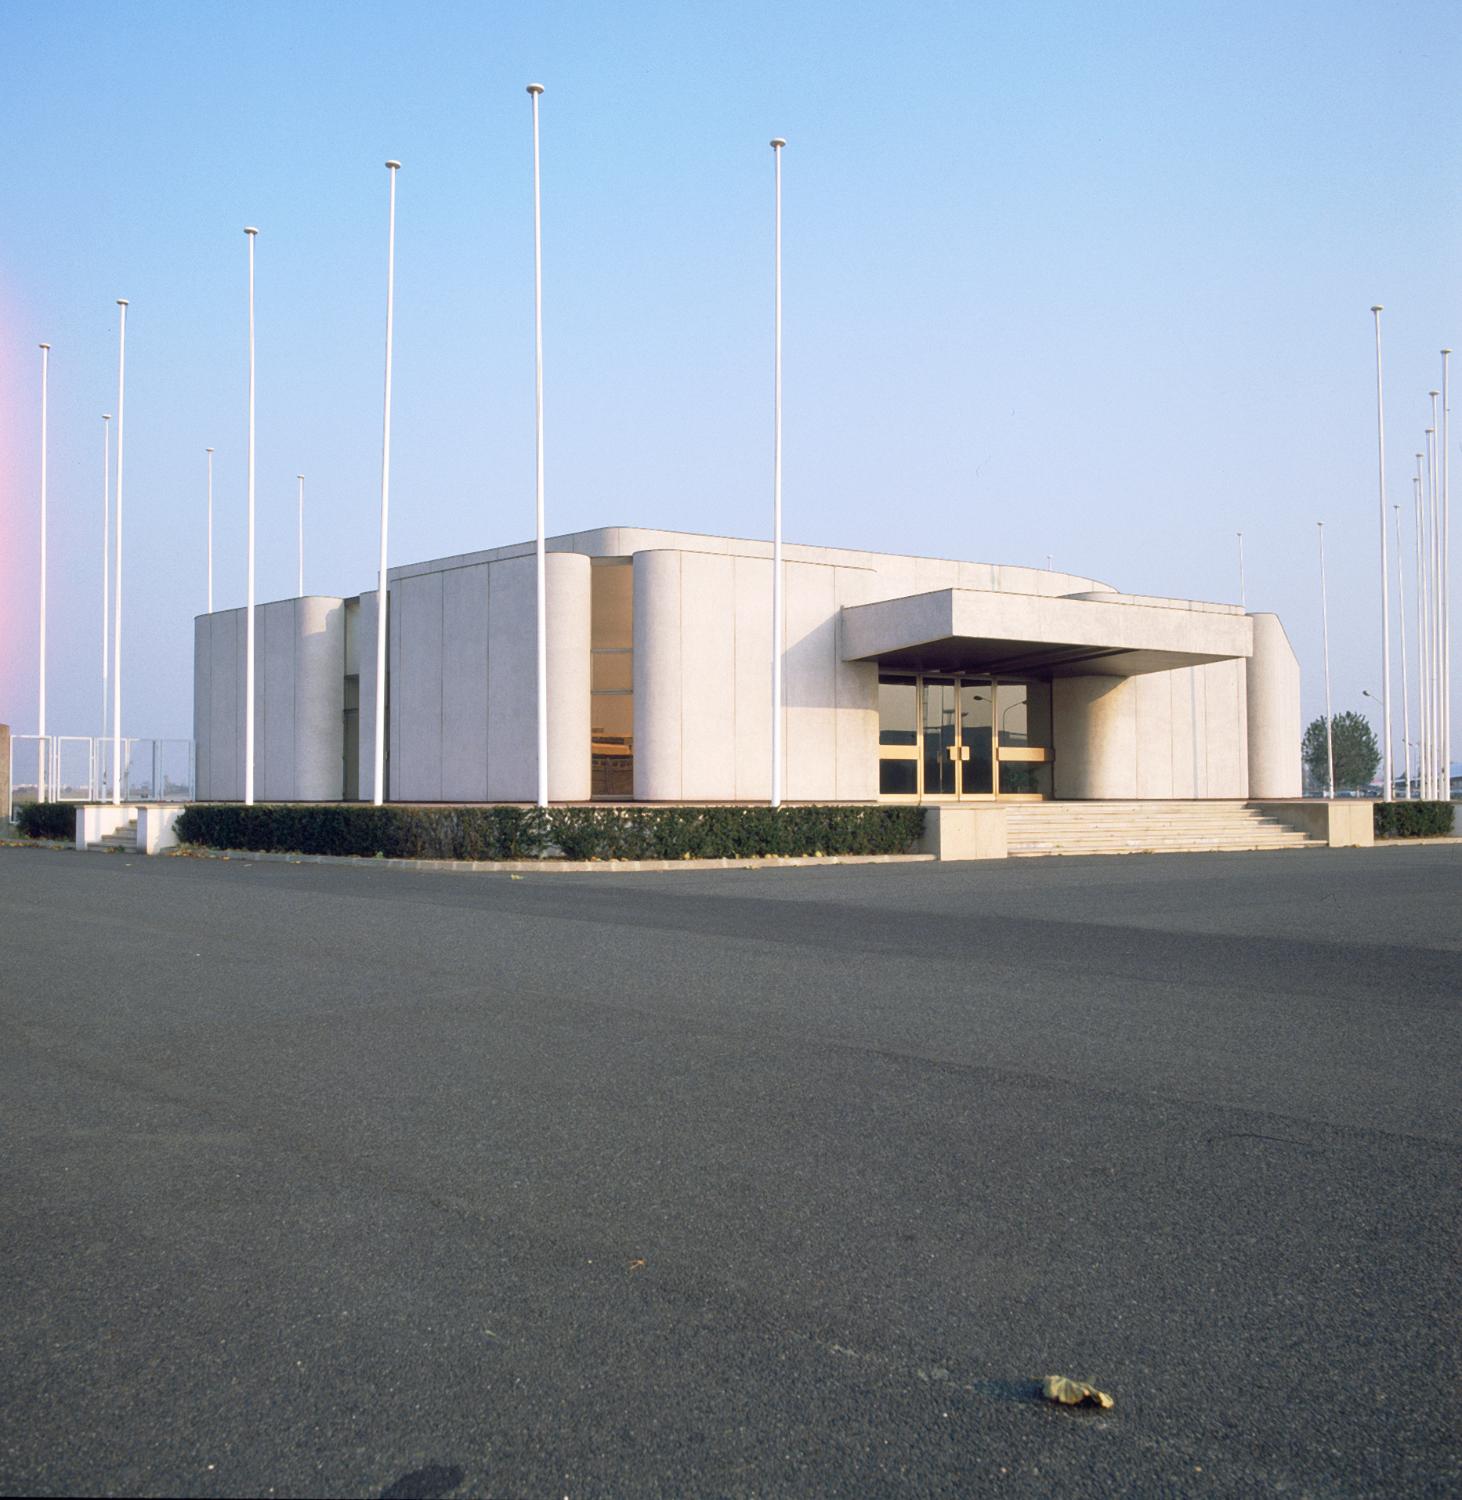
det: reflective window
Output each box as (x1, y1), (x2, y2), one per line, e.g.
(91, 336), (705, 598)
(878, 677), (917, 746)
(997, 682), (1028, 746)
(880, 760), (918, 796)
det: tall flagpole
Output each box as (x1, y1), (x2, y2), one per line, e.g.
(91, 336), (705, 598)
(1415, 458), (1430, 797)
(770, 137), (786, 808)
(373, 163), (400, 808)
(37, 344), (50, 801)
(527, 85), (548, 809)
(102, 414), (112, 760)
(1318, 522), (1334, 799)
(1395, 505), (1411, 797)
(113, 302), (128, 806)
(296, 474), (305, 596)
(1442, 350), (1452, 797)
(244, 229), (258, 806)
(1236, 531), (1246, 608)
(1427, 399), (1440, 797)
(206, 447), (215, 613)
(1370, 307), (1393, 800)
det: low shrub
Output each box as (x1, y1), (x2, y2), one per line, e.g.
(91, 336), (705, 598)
(174, 802), (926, 862)
(1373, 800), (1454, 838)
(15, 801), (75, 840)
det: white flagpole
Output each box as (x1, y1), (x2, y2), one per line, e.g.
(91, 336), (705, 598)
(296, 474), (305, 596)
(102, 414), (111, 765)
(1369, 307), (1393, 800)
(527, 85), (548, 810)
(244, 229), (258, 806)
(206, 447), (214, 614)
(373, 164), (400, 808)
(1319, 521), (1334, 799)
(37, 344), (50, 801)
(1395, 505), (1411, 797)
(1427, 400), (1440, 797)
(770, 137), (786, 808)
(1237, 531), (1246, 608)
(1443, 350), (1452, 798)
(1415, 459), (1430, 797)
(113, 301), (128, 806)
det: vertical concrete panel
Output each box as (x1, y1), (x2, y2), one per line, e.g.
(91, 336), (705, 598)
(1202, 659), (1245, 796)
(1246, 612), (1301, 796)
(486, 555), (537, 802)
(193, 617), (211, 799)
(732, 555), (772, 801)
(784, 563), (838, 800)
(356, 591), (382, 802)
(546, 552), (592, 802)
(395, 572), (444, 801)
(834, 569), (878, 801)
(258, 601), (297, 800)
(1133, 671), (1173, 797)
(441, 564), (490, 800)
(295, 598), (345, 800)
(632, 551), (683, 800)
(208, 612), (241, 800)
(678, 553), (737, 799)
(1052, 675), (1137, 798)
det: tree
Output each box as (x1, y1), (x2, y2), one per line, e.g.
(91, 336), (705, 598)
(1302, 711), (1380, 794)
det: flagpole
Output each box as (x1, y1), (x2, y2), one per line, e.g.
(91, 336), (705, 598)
(296, 474), (304, 596)
(1319, 522), (1334, 799)
(206, 447), (214, 614)
(1395, 505), (1411, 797)
(244, 229), (258, 807)
(1442, 350), (1452, 797)
(1427, 399), (1440, 797)
(770, 136), (786, 808)
(1369, 307), (1393, 800)
(37, 344), (50, 801)
(112, 301), (127, 806)
(373, 163), (400, 808)
(526, 85), (548, 809)
(1415, 458), (1430, 797)
(102, 414), (112, 770)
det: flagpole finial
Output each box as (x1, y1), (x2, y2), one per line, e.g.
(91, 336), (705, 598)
(526, 83), (544, 95)
(770, 137), (786, 148)
(385, 160), (401, 170)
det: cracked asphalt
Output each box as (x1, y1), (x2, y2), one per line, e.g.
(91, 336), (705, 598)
(1, 842), (1458, 1497)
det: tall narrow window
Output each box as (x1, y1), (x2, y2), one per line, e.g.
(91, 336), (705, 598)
(590, 559), (633, 798)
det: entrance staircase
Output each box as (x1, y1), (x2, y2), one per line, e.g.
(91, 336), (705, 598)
(1005, 801), (1323, 857)
(89, 816), (137, 852)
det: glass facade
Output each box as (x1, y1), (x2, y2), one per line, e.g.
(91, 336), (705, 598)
(591, 560), (634, 797)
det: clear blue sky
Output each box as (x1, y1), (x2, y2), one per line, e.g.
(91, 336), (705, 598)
(2, 0), (1457, 757)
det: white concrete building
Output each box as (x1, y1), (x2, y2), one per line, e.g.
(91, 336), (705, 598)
(193, 526), (1301, 805)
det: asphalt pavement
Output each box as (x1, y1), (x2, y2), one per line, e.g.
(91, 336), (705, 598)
(1, 842), (1458, 1498)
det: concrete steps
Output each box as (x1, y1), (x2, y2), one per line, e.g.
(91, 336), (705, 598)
(1006, 801), (1322, 857)
(92, 818), (137, 852)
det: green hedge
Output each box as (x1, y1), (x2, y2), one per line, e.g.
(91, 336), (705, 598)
(1373, 800), (1454, 838)
(14, 801), (75, 840)
(173, 803), (926, 862)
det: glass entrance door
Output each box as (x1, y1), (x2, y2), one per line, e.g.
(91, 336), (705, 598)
(958, 682), (994, 795)
(878, 672), (1052, 800)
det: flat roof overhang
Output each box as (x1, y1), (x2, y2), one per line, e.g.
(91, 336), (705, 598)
(840, 588), (1251, 677)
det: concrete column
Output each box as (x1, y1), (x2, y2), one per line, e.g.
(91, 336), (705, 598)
(295, 598), (347, 800)
(1052, 674), (1137, 798)
(1246, 613), (1301, 798)
(545, 551), (591, 802)
(633, 551), (683, 800)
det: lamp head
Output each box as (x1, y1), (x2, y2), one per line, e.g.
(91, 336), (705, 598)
(116, 298), (128, 306)
(244, 226), (258, 236)
(526, 83), (544, 95)
(770, 137), (786, 149)
(385, 160), (401, 170)
(1370, 304), (1383, 313)
(38, 342), (50, 350)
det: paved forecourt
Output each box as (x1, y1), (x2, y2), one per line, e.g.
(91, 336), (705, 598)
(1, 844), (1457, 1498)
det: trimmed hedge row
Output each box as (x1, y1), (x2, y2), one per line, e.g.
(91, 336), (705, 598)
(1373, 800), (1455, 838)
(14, 801), (75, 840)
(173, 802), (927, 862)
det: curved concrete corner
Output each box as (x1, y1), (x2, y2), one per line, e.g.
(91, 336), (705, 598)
(546, 552), (592, 802)
(1246, 613), (1301, 798)
(1052, 675), (1136, 798)
(632, 551), (682, 800)
(295, 598), (346, 800)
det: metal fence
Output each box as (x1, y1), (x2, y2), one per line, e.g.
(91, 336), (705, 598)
(7, 735), (195, 820)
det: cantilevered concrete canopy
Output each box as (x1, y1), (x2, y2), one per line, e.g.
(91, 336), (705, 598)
(840, 587), (1252, 677)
